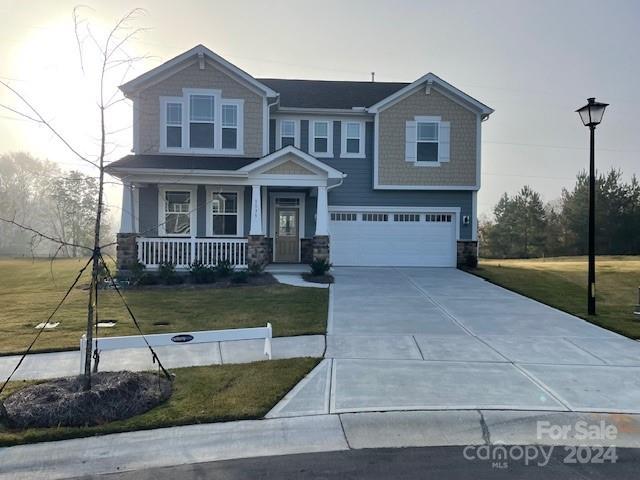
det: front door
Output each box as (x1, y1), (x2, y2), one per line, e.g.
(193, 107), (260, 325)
(276, 208), (299, 262)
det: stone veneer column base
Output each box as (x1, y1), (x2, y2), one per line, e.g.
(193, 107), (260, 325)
(457, 240), (478, 268)
(116, 233), (139, 271)
(247, 235), (270, 267)
(312, 235), (330, 262)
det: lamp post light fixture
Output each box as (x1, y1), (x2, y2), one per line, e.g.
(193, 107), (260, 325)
(576, 97), (608, 315)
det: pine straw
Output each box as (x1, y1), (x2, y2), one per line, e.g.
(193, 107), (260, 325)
(2, 371), (171, 429)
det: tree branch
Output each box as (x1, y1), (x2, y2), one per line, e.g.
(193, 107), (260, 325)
(0, 216), (93, 252)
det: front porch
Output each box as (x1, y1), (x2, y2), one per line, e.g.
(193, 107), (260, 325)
(113, 147), (344, 271)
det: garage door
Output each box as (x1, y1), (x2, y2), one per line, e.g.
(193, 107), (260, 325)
(330, 211), (457, 267)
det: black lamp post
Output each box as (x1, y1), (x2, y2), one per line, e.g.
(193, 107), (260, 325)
(576, 97), (608, 315)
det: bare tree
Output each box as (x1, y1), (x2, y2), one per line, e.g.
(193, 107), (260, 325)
(0, 7), (150, 390)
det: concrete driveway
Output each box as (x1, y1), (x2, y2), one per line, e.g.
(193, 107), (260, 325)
(269, 268), (640, 418)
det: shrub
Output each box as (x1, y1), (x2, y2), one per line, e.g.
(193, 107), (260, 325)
(189, 260), (216, 284)
(247, 261), (265, 276)
(215, 258), (234, 277)
(128, 260), (147, 285)
(310, 258), (332, 276)
(230, 270), (249, 284)
(158, 261), (183, 285)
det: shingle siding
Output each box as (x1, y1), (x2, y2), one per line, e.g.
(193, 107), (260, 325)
(377, 87), (478, 186)
(137, 59), (264, 157)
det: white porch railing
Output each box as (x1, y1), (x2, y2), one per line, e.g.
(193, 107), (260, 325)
(137, 237), (248, 268)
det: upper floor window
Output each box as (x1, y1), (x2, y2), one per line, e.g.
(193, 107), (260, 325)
(341, 121), (365, 158)
(416, 122), (438, 162)
(221, 104), (238, 149)
(310, 120), (333, 157)
(160, 89), (244, 154)
(165, 102), (183, 148)
(189, 95), (215, 149)
(280, 120), (296, 148)
(404, 116), (450, 164)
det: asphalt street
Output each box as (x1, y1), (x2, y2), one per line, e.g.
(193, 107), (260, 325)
(77, 446), (640, 480)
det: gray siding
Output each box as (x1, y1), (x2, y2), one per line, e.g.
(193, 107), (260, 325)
(197, 185), (206, 237)
(139, 184), (158, 236)
(300, 120), (309, 153)
(304, 194), (317, 238)
(269, 119), (276, 153)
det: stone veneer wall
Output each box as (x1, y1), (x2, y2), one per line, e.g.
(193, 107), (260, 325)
(301, 238), (313, 264)
(247, 235), (271, 266)
(457, 240), (478, 268)
(312, 235), (330, 262)
(116, 233), (138, 271)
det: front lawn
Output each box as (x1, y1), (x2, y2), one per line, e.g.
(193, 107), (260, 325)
(0, 357), (319, 446)
(0, 258), (328, 355)
(470, 256), (640, 338)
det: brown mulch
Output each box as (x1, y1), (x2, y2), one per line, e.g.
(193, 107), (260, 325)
(128, 272), (279, 290)
(1, 371), (171, 429)
(301, 273), (334, 284)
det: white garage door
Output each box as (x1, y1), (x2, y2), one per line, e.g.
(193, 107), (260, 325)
(330, 211), (457, 267)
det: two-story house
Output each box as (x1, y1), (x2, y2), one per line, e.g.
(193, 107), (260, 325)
(107, 45), (493, 271)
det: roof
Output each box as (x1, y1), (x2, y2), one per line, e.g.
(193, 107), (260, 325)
(258, 78), (409, 109)
(119, 45), (277, 98)
(106, 154), (259, 172)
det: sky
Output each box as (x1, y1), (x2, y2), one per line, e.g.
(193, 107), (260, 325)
(1, 0), (638, 224)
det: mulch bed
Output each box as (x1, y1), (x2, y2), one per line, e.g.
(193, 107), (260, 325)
(1, 371), (171, 429)
(126, 273), (279, 290)
(302, 273), (334, 284)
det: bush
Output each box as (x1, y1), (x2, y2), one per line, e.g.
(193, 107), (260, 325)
(310, 258), (332, 276)
(137, 273), (159, 286)
(215, 258), (234, 277)
(128, 260), (146, 285)
(189, 260), (216, 284)
(230, 270), (249, 284)
(247, 261), (265, 276)
(158, 261), (183, 285)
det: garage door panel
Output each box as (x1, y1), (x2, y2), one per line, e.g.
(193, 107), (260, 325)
(330, 211), (456, 267)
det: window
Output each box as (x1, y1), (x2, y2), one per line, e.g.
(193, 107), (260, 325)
(394, 213), (420, 222)
(310, 120), (332, 156)
(164, 191), (191, 235)
(280, 120), (296, 148)
(221, 104), (238, 149)
(362, 213), (388, 222)
(331, 212), (357, 221)
(416, 122), (439, 162)
(425, 214), (452, 222)
(165, 103), (182, 148)
(189, 95), (215, 148)
(342, 121), (364, 157)
(211, 192), (239, 236)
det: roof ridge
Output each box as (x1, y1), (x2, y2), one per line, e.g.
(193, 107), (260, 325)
(257, 77), (410, 85)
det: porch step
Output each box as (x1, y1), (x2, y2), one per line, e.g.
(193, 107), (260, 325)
(266, 264), (310, 275)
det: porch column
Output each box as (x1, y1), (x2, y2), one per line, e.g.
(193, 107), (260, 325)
(315, 186), (329, 236)
(249, 184), (264, 235)
(119, 182), (135, 233)
(313, 185), (330, 262)
(116, 182), (139, 273)
(248, 184), (268, 266)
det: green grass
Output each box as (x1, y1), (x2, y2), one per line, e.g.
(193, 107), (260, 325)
(0, 258), (328, 355)
(0, 357), (319, 446)
(470, 256), (640, 338)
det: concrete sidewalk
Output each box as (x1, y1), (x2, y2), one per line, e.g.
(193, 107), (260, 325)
(0, 335), (325, 380)
(3, 410), (640, 480)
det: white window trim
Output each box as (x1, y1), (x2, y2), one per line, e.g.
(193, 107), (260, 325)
(159, 89), (245, 155)
(205, 185), (245, 237)
(341, 120), (365, 158)
(413, 115), (442, 167)
(160, 97), (186, 152)
(158, 185), (198, 237)
(276, 119), (299, 150)
(220, 99), (244, 155)
(309, 120), (333, 158)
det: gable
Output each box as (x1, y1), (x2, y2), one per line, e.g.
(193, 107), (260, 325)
(120, 45), (276, 98)
(263, 158), (316, 176)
